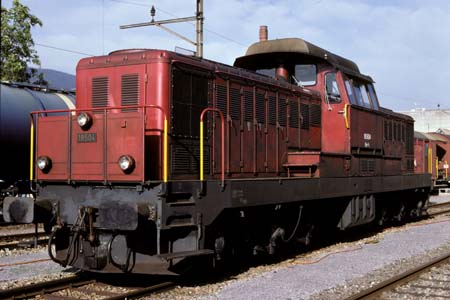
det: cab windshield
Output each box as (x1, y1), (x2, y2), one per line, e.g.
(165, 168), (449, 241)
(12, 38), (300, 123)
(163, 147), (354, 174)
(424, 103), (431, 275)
(256, 64), (316, 86)
(344, 77), (379, 110)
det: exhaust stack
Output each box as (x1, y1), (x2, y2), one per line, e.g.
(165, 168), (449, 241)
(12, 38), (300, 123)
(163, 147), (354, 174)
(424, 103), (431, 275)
(259, 25), (268, 41)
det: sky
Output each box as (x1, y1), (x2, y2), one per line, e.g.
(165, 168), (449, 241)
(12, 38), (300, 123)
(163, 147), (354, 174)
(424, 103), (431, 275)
(3, 0), (450, 111)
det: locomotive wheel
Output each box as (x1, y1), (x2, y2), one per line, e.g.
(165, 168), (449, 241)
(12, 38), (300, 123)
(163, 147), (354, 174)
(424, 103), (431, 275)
(377, 208), (388, 227)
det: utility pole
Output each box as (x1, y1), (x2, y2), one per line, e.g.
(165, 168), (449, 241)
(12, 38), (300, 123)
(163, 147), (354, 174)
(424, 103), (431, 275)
(120, 0), (204, 58)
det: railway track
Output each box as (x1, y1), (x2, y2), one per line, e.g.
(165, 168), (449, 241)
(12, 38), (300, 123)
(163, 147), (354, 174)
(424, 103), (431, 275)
(342, 252), (450, 300)
(427, 201), (450, 217)
(0, 231), (48, 250)
(0, 275), (175, 300)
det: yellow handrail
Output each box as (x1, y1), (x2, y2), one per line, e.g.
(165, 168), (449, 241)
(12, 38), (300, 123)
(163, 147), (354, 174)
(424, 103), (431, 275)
(29, 121), (34, 181)
(445, 160), (448, 180)
(344, 104), (350, 129)
(428, 147), (432, 174)
(436, 157), (439, 179)
(163, 117), (168, 183)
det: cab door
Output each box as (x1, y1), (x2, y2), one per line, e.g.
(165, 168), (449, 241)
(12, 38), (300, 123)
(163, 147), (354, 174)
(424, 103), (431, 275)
(320, 71), (350, 155)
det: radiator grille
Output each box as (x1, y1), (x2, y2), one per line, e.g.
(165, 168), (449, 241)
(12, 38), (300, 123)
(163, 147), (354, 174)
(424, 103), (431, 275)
(244, 91), (253, 122)
(300, 103), (309, 129)
(360, 159), (375, 173)
(216, 85), (227, 116)
(310, 104), (321, 126)
(92, 76), (109, 112)
(407, 159), (414, 171)
(289, 100), (299, 128)
(171, 138), (209, 174)
(121, 74), (139, 112)
(278, 99), (287, 127)
(402, 125), (406, 142)
(256, 93), (265, 124)
(268, 96), (276, 125)
(389, 121), (393, 141)
(406, 123), (414, 154)
(393, 123), (398, 141)
(230, 88), (241, 120)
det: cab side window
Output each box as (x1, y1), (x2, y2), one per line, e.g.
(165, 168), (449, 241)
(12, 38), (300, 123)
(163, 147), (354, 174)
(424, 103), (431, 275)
(345, 80), (358, 105)
(367, 84), (380, 110)
(325, 73), (341, 103)
(354, 85), (371, 109)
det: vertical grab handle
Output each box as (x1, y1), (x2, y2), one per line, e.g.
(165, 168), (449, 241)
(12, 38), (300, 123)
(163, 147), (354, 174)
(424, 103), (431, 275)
(343, 103), (350, 129)
(29, 118), (34, 181)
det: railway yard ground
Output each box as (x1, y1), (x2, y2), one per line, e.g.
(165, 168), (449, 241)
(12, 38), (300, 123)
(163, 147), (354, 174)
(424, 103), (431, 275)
(0, 193), (449, 300)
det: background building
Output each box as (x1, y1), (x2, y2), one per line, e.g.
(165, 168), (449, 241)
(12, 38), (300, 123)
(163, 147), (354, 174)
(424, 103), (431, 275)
(399, 109), (450, 132)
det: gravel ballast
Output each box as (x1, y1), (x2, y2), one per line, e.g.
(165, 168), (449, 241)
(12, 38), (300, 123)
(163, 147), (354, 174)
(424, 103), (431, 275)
(207, 219), (450, 300)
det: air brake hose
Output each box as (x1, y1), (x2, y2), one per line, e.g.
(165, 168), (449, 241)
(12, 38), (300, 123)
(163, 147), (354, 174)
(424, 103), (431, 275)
(48, 227), (80, 267)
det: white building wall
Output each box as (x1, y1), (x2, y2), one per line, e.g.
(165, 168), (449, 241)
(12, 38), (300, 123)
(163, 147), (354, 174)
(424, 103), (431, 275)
(399, 109), (450, 132)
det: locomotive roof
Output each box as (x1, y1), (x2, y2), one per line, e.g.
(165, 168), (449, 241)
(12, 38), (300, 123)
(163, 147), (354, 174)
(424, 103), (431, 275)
(414, 131), (448, 143)
(234, 38), (373, 82)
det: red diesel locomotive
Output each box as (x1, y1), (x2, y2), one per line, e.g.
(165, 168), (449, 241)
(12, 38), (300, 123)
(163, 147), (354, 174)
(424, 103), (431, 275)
(3, 30), (431, 274)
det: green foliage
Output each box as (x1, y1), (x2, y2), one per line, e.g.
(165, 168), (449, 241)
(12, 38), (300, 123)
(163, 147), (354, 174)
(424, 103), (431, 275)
(1, 0), (43, 82)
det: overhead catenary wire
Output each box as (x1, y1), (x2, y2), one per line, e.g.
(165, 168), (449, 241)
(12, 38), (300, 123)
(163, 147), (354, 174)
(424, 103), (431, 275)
(35, 43), (96, 57)
(107, 0), (247, 47)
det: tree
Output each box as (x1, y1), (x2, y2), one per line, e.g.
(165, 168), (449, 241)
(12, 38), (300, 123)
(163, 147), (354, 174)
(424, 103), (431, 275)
(1, 0), (42, 82)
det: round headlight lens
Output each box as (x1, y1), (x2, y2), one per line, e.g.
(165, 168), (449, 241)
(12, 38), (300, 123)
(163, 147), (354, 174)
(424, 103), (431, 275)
(118, 155), (135, 173)
(77, 112), (92, 129)
(37, 156), (52, 172)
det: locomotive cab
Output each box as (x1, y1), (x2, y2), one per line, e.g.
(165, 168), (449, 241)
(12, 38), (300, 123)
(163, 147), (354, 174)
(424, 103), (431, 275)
(234, 35), (414, 179)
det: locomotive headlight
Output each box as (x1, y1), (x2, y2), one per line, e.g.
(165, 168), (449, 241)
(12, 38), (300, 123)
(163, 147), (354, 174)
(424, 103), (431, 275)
(118, 155), (135, 173)
(77, 112), (92, 130)
(37, 156), (52, 173)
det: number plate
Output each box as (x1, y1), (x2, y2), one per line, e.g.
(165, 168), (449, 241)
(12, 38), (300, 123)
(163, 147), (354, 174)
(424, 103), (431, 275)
(77, 133), (97, 143)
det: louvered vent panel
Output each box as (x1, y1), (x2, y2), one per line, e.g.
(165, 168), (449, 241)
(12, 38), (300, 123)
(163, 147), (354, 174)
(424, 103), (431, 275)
(216, 85), (227, 116)
(268, 96), (276, 125)
(230, 88), (241, 120)
(256, 93), (265, 124)
(92, 76), (109, 112)
(384, 121), (388, 141)
(310, 104), (321, 126)
(171, 139), (209, 174)
(278, 99), (287, 127)
(360, 159), (375, 173)
(406, 123), (414, 154)
(244, 91), (253, 122)
(289, 100), (299, 128)
(402, 125), (406, 142)
(393, 123), (398, 141)
(121, 74), (139, 112)
(300, 103), (310, 129)
(388, 122), (393, 141)
(407, 159), (414, 171)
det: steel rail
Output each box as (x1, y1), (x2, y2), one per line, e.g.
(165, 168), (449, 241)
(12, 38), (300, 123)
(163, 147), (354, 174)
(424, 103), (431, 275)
(0, 238), (49, 251)
(0, 231), (47, 241)
(428, 201), (450, 209)
(341, 252), (450, 300)
(0, 275), (174, 300)
(427, 201), (450, 217)
(0, 276), (92, 300)
(103, 281), (175, 300)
